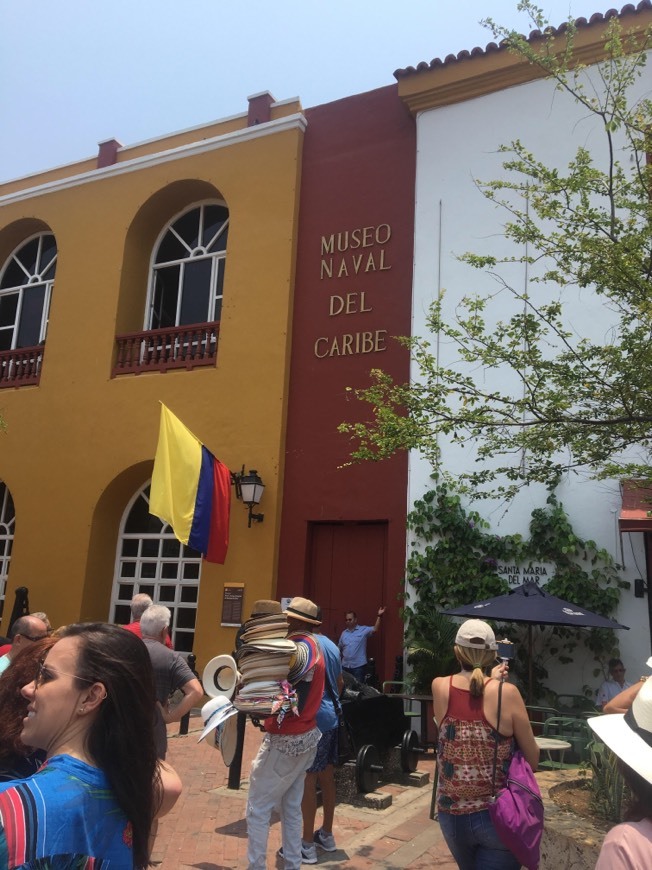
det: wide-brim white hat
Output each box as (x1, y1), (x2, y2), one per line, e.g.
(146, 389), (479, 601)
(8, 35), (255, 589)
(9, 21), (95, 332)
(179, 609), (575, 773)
(202, 655), (238, 700)
(198, 696), (238, 743)
(588, 674), (652, 784)
(218, 712), (239, 767)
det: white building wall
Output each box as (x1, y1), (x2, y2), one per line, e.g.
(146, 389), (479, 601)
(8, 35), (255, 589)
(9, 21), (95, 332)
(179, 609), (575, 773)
(410, 66), (651, 691)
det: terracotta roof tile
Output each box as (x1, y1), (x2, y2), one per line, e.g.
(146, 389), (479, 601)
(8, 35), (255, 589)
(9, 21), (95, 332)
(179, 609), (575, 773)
(394, 0), (651, 79)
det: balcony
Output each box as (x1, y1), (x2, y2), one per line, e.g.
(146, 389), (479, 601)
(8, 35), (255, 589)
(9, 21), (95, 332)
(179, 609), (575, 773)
(0, 345), (44, 389)
(113, 322), (219, 376)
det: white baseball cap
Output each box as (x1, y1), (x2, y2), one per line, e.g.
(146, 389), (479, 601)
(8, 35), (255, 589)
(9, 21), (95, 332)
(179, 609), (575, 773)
(455, 619), (497, 651)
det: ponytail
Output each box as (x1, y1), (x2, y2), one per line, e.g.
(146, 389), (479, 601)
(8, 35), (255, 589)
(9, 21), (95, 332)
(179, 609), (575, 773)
(454, 644), (496, 697)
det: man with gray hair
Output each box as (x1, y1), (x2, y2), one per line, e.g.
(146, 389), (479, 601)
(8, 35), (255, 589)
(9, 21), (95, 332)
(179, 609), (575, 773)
(123, 592), (173, 648)
(140, 604), (203, 758)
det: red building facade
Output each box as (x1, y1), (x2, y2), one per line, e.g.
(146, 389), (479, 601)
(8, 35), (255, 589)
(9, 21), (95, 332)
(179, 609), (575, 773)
(278, 86), (416, 681)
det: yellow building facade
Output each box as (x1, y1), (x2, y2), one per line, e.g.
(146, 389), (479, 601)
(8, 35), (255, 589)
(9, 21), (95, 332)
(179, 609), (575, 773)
(0, 94), (304, 667)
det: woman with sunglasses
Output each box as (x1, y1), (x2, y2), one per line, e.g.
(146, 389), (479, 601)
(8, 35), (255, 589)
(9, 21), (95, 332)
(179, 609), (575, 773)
(0, 623), (161, 869)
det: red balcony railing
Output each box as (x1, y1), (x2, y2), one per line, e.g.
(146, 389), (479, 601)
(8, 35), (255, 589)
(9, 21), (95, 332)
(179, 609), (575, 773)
(113, 322), (219, 376)
(0, 345), (43, 388)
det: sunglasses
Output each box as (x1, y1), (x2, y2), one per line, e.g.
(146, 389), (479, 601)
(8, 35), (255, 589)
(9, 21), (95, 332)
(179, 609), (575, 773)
(34, 660), (96, 689)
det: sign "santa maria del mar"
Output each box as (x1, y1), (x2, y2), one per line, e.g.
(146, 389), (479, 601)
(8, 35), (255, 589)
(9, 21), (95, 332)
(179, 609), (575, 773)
(496, 563), (555, 586)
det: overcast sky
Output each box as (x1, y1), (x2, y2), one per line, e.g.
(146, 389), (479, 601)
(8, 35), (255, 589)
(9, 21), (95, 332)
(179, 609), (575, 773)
(1, 1), (612, 182)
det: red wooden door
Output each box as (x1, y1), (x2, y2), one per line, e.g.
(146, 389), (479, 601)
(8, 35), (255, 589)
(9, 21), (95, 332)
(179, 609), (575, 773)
(307, 521), (388, 679)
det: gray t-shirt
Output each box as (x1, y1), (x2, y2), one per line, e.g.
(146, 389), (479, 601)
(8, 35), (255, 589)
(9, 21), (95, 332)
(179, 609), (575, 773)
(142, 637), (195, 758)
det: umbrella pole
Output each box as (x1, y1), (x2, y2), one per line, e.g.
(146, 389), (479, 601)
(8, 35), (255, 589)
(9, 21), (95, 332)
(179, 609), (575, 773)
(528, 624), (533, 705)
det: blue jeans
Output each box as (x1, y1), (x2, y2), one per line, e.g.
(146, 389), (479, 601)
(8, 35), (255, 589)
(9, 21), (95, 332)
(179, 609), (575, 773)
(438, 810), (520, 870)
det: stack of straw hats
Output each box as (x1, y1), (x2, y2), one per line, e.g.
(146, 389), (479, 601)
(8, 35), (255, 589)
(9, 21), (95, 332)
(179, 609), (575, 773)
(234, 600), (298, 719)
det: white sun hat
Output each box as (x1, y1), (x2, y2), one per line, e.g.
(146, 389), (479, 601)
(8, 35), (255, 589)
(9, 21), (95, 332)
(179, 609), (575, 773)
(202, 654), (238, 700)
(198, 696), (238, 743)
(588, 673), (652, 784)
(218, 713), (239, 767)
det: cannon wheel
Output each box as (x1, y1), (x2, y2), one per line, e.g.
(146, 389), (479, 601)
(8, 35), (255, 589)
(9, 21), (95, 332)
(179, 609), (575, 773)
(356, 744), (382, 793)
(400, 729), (420, 773)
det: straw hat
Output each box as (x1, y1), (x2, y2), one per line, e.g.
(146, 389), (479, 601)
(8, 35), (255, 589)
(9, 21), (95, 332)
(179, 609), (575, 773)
(284, 597), (321, 626)
(198, 696), (238, 743)
(241, 638), (296, 653)
(218, 713), (239, 766)
(588, 674), (652, 784)
(287, 637), (319, 682)
(250, 600), (282, 617)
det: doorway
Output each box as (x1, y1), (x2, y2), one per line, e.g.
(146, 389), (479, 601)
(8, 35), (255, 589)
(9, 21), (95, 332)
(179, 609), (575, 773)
(307, 521), (388, 679)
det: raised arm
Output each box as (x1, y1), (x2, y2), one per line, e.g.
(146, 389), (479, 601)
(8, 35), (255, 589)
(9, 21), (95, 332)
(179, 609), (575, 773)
(371, 606), (386, 634)
(603, 680), (644, 714)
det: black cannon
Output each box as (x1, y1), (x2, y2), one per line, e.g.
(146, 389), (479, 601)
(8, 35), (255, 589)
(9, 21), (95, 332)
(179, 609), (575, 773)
(341, 692), (422, 793)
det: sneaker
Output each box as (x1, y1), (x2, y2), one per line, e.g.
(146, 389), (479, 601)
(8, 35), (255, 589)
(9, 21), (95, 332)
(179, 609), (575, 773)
(277, 844), (318, 865)
(313, 828), (337, 852)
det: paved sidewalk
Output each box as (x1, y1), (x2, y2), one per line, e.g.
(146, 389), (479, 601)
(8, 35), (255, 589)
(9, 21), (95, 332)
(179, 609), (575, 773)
(153, 715), (457, 869)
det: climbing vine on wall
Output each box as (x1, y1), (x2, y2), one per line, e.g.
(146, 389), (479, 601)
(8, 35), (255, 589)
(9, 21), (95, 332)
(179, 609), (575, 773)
(403, 481), (629, 698)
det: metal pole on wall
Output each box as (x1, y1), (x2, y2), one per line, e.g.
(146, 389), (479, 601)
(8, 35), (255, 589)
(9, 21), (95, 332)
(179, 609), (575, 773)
(179, 653), (198, 736)
(644, 534), (652, 659)
(8, 586), (29, 633)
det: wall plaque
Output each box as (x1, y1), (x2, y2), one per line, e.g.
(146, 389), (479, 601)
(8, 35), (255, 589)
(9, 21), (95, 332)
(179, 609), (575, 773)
(221, 583), (245, 627)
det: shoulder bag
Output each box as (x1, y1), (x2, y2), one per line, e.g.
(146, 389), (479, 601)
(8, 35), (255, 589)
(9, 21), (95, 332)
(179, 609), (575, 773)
(488, 678), (544, 870)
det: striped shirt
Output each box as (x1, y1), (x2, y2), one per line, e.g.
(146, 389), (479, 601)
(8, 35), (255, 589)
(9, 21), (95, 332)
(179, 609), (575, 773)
(0, 754), (133, 867)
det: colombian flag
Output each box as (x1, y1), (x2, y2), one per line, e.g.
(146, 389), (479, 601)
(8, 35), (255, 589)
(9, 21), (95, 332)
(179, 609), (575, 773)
(149, 404), (231, 563)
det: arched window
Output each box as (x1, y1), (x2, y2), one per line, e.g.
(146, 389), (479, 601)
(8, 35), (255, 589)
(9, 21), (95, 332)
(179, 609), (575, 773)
(0, 482), (15, 618)
(0, 233), (57, 351)
(110, 483), (202, 652)
(146, 202), (228, 330)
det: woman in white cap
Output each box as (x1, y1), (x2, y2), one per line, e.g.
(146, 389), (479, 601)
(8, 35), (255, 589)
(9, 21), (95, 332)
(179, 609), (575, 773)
(431, 618), (539, 869)
(589, 675), (652, 867)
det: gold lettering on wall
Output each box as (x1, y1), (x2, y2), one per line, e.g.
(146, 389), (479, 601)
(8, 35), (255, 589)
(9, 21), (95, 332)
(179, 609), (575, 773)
(320, 224), (391, 255)
(329, 292), (373, 317)
(321, 250), (392, 281)
(315, 222), (393, 358)
(313, 330), (388, 358)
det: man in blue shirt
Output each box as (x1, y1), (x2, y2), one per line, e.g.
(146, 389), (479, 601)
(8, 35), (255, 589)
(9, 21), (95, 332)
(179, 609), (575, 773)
(338, 606), (385, 683)
(300, 624), (343, 861)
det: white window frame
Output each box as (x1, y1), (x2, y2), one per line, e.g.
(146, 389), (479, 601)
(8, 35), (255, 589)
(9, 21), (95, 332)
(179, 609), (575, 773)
(109, 482), (202, 652)
(144, 201), (228, 331)
(0, 232), (56, 350)
(0, 482), (15, 618)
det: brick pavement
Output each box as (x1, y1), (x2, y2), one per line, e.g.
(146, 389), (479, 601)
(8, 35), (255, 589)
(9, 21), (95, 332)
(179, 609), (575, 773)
(152, 714), (457, 869)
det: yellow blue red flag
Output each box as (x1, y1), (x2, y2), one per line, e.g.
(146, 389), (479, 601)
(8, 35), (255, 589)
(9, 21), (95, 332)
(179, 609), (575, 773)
(150, 404), (231, 563)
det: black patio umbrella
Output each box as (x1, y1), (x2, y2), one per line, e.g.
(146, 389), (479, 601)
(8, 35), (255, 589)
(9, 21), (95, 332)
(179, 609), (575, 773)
(444, 581), (629, 702)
